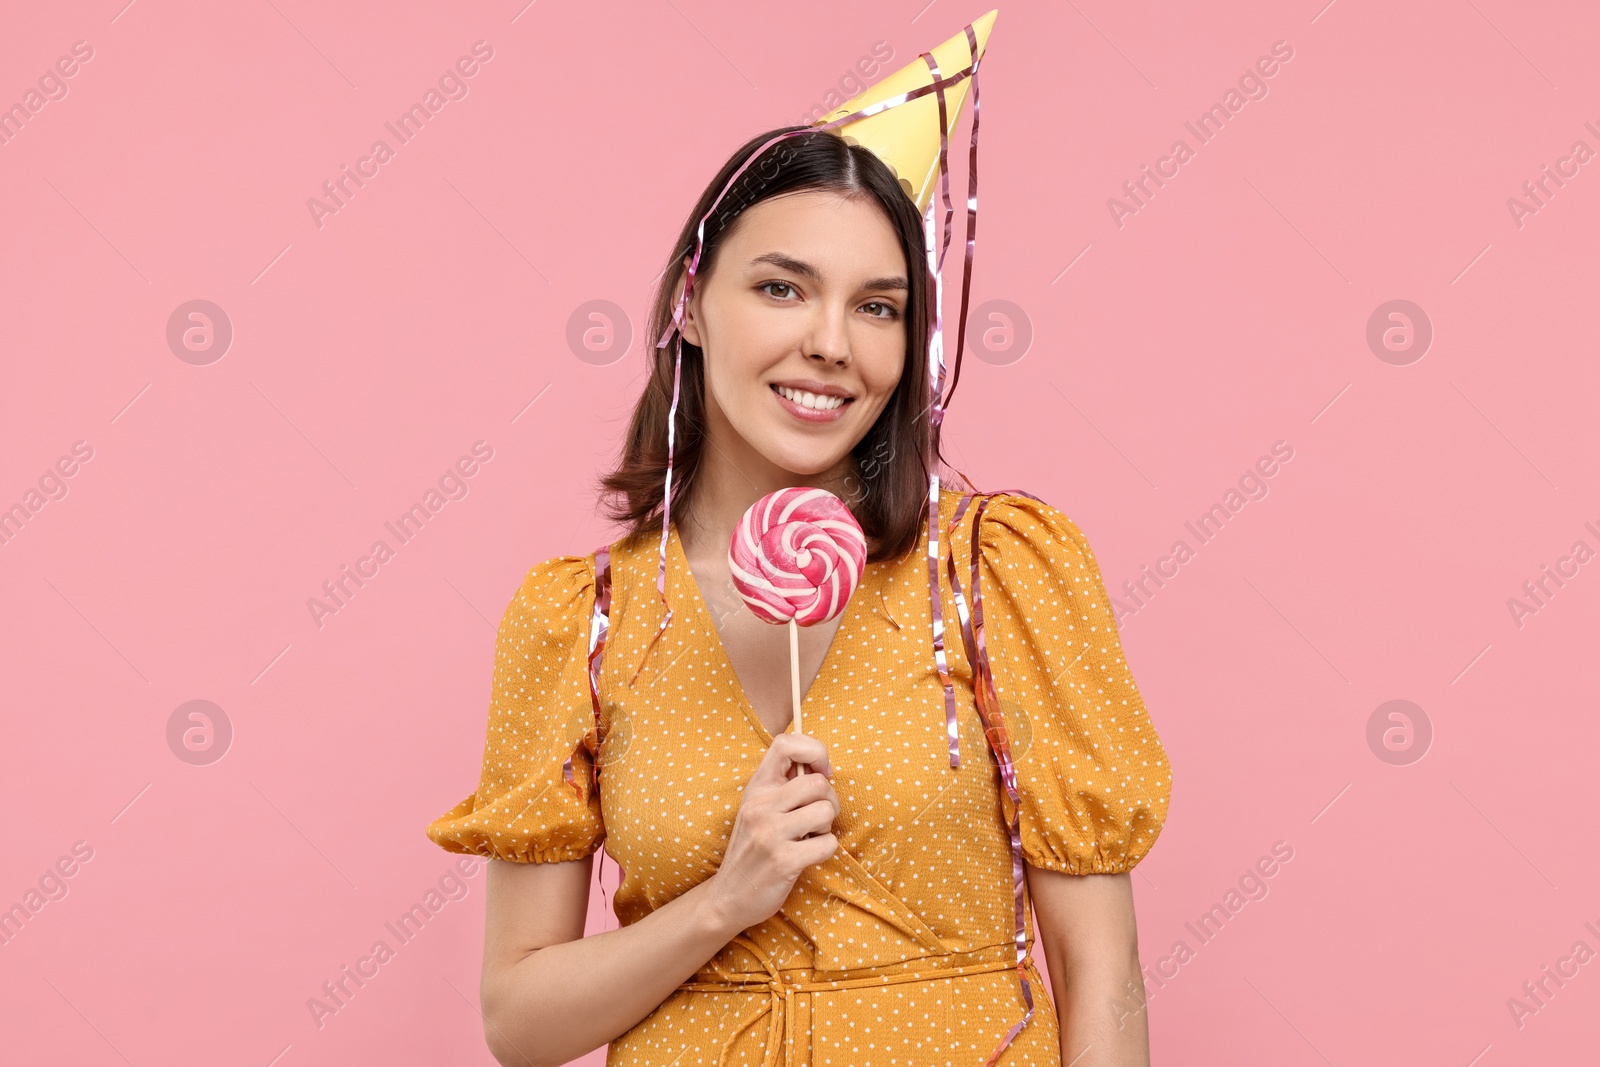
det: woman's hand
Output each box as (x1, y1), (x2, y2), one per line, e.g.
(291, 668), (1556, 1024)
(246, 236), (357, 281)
(705, 732), (840, 932)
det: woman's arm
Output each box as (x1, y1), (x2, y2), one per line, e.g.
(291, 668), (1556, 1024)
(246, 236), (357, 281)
(1026, 865), (1151, 1067)
(479, 856), (747, 1067)
(478, 732), (840, 1067)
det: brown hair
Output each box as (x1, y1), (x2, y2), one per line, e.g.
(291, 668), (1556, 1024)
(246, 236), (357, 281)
(596, 126), (954, 563)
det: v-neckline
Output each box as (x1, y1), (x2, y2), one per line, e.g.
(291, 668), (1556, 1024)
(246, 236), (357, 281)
(667, 520), (873, 744)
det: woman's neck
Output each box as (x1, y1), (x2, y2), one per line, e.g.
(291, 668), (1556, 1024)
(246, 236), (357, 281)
(675, 429), (857, 565)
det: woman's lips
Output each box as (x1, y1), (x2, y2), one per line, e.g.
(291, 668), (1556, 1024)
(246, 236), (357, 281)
(771, 384), (851, 423)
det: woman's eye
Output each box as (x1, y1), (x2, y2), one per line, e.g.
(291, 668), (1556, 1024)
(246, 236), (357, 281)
(862, 301), (899, 320)
(761, 281), (796, 300)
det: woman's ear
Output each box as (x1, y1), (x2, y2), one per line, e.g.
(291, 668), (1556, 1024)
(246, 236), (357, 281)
(671, 255), (704, 347)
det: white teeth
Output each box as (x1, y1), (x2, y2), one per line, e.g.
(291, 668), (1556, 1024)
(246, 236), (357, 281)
(776, 385), (845, 410)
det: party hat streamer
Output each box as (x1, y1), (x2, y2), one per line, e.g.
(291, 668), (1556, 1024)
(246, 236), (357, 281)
(585, 11), (1041, 1063)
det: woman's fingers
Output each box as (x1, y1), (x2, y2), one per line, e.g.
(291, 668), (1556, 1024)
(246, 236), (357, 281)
(774, 771), (839, 818)
(706, 732), (841, 931)
(793, 831), (839, 868)
(754, 732), (832, 784)
(779, 797), (840, 840)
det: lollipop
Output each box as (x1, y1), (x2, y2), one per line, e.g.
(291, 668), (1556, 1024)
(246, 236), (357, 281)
(728, 488), (867, 767)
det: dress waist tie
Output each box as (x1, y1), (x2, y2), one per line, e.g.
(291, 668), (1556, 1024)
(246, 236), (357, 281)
(675, 935), (1028, 1067)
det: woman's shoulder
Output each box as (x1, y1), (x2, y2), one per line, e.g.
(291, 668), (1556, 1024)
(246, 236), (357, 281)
(518, 548), (598, 590)
(498, 550), (601, 638)
(944, 488), (1099, 575)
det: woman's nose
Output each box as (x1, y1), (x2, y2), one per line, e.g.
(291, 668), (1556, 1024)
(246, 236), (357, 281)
(805, 306), (852, 365)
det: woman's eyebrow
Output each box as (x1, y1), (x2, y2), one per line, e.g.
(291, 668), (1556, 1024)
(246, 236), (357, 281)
(748, 251), (908, 292)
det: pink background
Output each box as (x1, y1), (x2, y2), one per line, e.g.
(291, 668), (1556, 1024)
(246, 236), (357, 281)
(3, 1), (1597, 1063)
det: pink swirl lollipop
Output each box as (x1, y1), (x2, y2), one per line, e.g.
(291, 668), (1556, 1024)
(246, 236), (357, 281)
(728, 488), (867, 761)
(728, 488), (867, 626)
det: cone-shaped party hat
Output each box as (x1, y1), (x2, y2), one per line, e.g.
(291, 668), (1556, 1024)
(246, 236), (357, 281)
(812, 9), (997, 212)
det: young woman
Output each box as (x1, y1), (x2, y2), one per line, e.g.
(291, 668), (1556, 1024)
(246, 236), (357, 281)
(427, 126), (1172, 1066)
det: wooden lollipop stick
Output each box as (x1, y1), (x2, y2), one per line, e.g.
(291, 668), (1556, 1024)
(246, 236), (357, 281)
(788, 617), (805, 775)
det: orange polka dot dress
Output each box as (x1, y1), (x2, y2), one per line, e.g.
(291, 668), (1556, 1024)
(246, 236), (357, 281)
(426, 490), (1172, 1065)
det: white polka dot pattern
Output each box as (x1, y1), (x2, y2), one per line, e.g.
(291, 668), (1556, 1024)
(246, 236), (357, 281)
(970, 495), (1173, 876)
(426, 491), (1172, 1064)
(427, 552), (603, 864)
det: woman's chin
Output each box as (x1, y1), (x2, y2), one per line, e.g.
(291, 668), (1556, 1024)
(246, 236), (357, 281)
(754, 443), (849, 483)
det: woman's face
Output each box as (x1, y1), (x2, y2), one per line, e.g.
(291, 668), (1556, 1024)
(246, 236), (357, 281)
(677, 189), (909, 485)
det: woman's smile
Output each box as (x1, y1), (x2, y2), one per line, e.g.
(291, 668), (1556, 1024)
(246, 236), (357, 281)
(769, 381), (854, 423)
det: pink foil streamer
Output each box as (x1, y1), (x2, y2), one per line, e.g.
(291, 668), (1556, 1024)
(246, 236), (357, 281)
(945, 488), (1048, 1066)
(581, 17), (1045, 1061)
(560, 546), (625, 925)
(562, 545), (614, 797)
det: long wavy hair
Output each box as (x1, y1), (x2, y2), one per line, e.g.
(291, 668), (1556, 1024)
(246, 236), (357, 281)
(595, 126), (953, 564)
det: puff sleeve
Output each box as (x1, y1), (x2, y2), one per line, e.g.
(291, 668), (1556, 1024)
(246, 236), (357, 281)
(425, 553), (606, 864)
(970, 493), (1172, 875)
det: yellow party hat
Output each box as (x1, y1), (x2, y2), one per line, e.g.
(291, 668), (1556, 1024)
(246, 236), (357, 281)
(812, 9), (997, 212)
